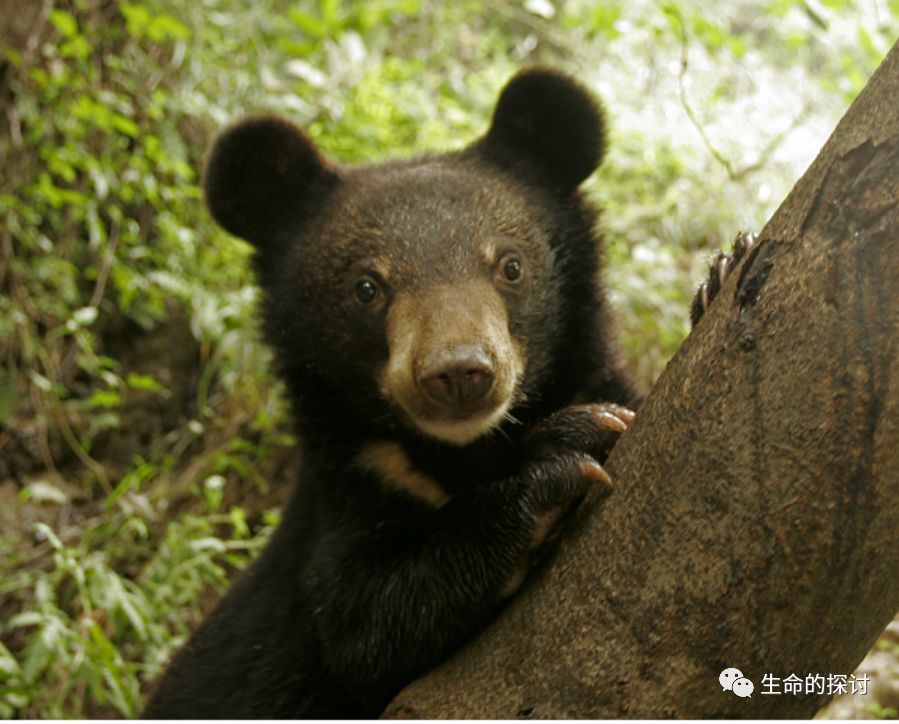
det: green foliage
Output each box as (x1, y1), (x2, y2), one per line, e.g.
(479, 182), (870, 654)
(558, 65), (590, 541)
(1, 0), (896, 717)
(1, 510), (271, 717)
(868, 703), (899, 719)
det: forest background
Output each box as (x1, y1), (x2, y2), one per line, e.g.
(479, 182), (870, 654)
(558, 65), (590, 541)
(0, 0), (897, 717)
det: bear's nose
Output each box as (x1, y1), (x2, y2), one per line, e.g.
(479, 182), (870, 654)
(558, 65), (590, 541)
(417, 346), (495, 409)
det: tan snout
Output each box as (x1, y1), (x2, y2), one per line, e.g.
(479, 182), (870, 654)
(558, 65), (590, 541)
(380, 279), (524, 445)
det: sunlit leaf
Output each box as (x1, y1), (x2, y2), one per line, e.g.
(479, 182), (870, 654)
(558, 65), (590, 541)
(49, 10), (78, 38)
(88, 390), (121, 409)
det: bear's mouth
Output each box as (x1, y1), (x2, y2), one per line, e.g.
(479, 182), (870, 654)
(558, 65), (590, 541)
(404, 397), (514, 446)
(384, 363), (520, 446)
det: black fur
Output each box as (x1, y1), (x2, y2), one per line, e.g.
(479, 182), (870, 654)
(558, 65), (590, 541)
(474, 67), (607, 193)
(144, 68), (642, 719)
(204, 114), (340, 244)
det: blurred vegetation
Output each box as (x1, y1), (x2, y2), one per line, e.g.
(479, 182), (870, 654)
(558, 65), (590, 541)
(0, 0), (896, 717)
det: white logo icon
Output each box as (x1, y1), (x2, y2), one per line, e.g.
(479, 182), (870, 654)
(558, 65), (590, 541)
(733, 677), (754, 698)
(720, 667), (743, 691)
(720, 668), (754, 698)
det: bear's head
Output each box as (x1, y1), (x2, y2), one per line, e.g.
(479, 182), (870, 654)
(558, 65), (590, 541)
(204, 68), (609, 446)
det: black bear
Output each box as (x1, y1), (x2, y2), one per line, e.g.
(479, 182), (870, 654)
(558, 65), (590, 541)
(144, 68), (645, 718)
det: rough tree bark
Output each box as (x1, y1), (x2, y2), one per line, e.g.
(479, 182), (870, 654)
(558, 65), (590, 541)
(384, 41), (899, 719)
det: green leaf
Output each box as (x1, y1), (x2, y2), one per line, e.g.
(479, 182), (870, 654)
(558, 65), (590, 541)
(191, 537), (226, 553)
(49, 9), (79, 38)
(147, 13), (190, 42)
(86, 412), (121, 440)
(288, 8), (327, 37)
(73, 306), (99, 326)
(120, 2), (152, 38)
(112, 114), (140, 138)
(24, 480), (69, 506)
(126, 372), (165, 393)
(88, 390), (121, 409)
(8, 611), (44, 629)
(27, 371), (53, 393)
(320, 0), (341, 26)
(60, 34), (91, 61)
(0, 641), (20, 677)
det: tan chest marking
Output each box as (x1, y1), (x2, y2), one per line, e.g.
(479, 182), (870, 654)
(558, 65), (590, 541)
(356, 441), (451, 508)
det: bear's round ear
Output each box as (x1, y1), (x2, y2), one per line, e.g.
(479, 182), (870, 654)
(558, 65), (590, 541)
(204, 115), (338, 246)
(476, 68), (606, 192)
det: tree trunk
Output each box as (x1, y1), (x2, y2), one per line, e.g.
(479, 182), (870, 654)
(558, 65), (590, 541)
(384, 40), (899, 719)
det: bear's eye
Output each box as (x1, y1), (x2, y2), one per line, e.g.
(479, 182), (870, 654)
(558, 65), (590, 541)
(497, 253), (524, 284)
(354, 278), (381, 305)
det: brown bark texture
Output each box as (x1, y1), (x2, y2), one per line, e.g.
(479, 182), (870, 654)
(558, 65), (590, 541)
(385, 41), (899, 719)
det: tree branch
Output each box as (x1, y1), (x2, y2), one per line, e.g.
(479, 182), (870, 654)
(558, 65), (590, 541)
(385, 39), (899, 719)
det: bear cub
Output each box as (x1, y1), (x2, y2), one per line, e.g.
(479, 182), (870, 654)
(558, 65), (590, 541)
(144, 68), (644, 718)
